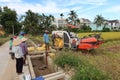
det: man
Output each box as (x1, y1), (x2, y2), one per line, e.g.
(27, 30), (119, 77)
(43, 30), (49, 52)
(19, 31), (25, 39)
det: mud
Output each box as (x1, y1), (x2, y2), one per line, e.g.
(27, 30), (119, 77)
(31, 57), (55, 77)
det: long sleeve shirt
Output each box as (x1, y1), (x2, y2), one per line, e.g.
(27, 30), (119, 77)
(20, 42), (28, 55)
(43, 33), (49, 43)
(12, 46), (24, 58)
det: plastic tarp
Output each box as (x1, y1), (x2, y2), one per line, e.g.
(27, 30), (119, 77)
(33, 76), (44, 80)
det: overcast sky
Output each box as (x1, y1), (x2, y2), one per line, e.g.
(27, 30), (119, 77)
(0, 0), (120, 21)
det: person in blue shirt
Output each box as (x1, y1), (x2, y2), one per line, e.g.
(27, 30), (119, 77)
(19, 31), (25, 39)
(43, 30), (49, 52)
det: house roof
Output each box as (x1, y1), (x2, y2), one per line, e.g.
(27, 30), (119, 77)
(106, 20), (119, 23)
(80, 18), (91, 23)
(66, 24), (78, 28)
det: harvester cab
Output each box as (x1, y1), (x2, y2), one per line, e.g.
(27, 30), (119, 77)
(52, 31), (79, 49)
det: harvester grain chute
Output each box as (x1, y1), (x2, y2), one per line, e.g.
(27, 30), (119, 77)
(52, 31), (103, 50)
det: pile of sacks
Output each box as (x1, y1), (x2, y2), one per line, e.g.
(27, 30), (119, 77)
(27, 44), (50, 52)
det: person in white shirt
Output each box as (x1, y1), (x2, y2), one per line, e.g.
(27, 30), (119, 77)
(12, 39), (24, 74)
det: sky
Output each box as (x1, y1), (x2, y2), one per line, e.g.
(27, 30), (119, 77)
(0, 0), (120, 21)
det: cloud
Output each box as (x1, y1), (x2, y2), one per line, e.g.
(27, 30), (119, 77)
(0, 2), (70, 14)
(0, 0), (22, 3)
(105, 5), (120, 13)
(51, 0), (107, 7)
(0, 0), (107, 18)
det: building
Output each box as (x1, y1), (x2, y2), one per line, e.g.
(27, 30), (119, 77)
(80, 18), (91, 26)
(106, 20), (120, 30)
(52, 18), (67, 28)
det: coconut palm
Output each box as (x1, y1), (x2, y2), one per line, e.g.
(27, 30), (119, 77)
(38, 14), (55, 32)
(94, 15), (105, 31)
(24, 10), (39, 34)
(66, 10), (80, 26)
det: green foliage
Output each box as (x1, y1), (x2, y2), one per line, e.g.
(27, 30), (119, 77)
(80, 23), (91, 32)
(54, 52), (79, 69)
(54, 51), (110, 80)
(58, 26), (63, 30)
(72, 64), (110, 80)
(102, 27), (110, 32)
(94, 15), (105, 31)
(71, 28), (80, 32)
(23, 11), (55, 35)
(66, 10), (80, 26)
(23, 10), (39, 34)
(0, 6), (20, 34)
(0, 35), (11, 46)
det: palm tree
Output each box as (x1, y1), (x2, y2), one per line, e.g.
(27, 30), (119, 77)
(38, 14), (55, 32)
(94, 15), (105, 31)
(66, 10), (80, 26)
(24, 10), (39, 34)
(45, 14), (55, 31)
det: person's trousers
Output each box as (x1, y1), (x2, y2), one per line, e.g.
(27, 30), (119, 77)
(16, 58), (23, 73)
(45, 43), (49, 51)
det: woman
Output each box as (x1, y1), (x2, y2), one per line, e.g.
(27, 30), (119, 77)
(20, 37), (28, 65)
(12, 39), (24, 74)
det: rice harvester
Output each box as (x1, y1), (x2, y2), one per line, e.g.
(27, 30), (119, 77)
(52, 31), (103, 50)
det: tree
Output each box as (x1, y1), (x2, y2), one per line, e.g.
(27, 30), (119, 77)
(60, 13), (64, 19)
(66, 10), (80, 25)
(66, 10), (80, 32)
(0, 6), (21, 34)
(0, 6), (2, 13)
(80, 23), (91, 32)
(23, 10), (39, 34)
(94, 15), (105, 31)
(38, 14), (55, 33)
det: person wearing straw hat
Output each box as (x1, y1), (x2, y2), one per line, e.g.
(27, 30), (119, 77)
(20, 37), (28, 65)
(43, 30), (50, 52)
(12, 39), (24, 74)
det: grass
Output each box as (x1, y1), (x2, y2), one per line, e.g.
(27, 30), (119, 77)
(28, 34), (53, 45)
(78, 32), (120, 41)
(78, 40), (120, 80)
(0, 35), (11, 46)
(54, 40), (120, 80)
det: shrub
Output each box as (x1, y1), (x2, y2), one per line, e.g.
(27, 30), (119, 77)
(54, 53), (79, 69)
(72, 64), (110, 80)
(102, 27), (110, 32)
(80, 24), (92, 32)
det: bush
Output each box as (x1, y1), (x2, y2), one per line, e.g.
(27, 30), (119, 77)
(80, 24), (92, 32)
(102, 27), (110, 32)
(54, 53), (79, 69)
(72, 64), (110, 80)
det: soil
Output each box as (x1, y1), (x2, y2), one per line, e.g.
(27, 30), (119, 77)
(107, 45), (120, 53)
(31, 57), (55, 77)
